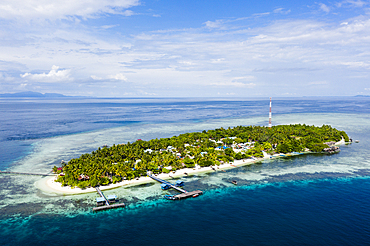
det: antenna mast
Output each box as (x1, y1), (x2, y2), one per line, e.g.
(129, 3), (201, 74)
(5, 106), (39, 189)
(268, 97), (272, 128)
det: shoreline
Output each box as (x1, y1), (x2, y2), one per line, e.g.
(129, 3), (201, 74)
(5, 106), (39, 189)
(35, 138), (347, 195)
(35, 157), (260, 195)
(34, 153), (296, 195)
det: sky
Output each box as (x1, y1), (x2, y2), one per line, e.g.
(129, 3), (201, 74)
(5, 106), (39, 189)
(0, 0), (370, 97)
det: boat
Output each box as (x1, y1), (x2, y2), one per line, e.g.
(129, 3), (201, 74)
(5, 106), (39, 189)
(164, 195), (176, 200)
(355, 140), (360, 143)
(231, 180), (237, 185)
(192, 194), (199, 198)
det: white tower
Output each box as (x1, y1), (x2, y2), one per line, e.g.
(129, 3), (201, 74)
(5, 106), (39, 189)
(268, 97), (272, 128)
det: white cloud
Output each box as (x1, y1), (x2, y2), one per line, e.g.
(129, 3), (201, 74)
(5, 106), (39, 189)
(211, 58), (225, 63)
(119, 10), (135, 16)
(0, 0), (140, 20)
(273, 8), (291, 14)
(336, 0), (368, 8)
(0, 72), (14, 81)
(179, 61), (196, 66)
(101, 24), (119, 29)
(309, 81), (328, 85)
(108, 73), (128, 81)
(204, 20), (224, 29)
(138, 90), (157, 96)
(210, 77), (256, 88)
(319, 3), (331, 13)
(232, 76), (256, 82)
(91, 75), (102, 80)
(339, 61), (370, 69)
(20, 65), (72, 82)
(253, 12), (270, 18)
(93, 74), (128, 81)
(135, 33), (156, 40)
(2, 2), (370, 96)
(210, 81), (256, 88)
(341, 0), (367, 7)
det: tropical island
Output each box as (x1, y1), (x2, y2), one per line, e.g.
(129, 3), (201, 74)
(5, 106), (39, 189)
(52, 124), (349, 191)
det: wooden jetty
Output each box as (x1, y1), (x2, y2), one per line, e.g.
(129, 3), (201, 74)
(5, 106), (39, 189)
(92, 186), (125, 212)
(93, 203), (126, 212)
(174, 190), (203, 200)
(0, 170), (54, 176)
(149, 175), (187, 193)
(149, 175), (203, 200)
(95, 187), (110, 206)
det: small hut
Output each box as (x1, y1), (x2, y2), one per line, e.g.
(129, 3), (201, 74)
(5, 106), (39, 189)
(107, 195), (117, 203)
(96, 197), (106, 206)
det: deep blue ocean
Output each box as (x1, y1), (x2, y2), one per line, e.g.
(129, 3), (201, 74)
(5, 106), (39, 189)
(0, 97), (370, 245)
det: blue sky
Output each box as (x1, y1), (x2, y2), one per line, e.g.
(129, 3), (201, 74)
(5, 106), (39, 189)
(0, 0), (370, 97)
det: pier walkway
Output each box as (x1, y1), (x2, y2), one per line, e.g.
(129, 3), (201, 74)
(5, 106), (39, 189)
(149, 175), (187, 193)
(0, 171), (54, 176)
(92, 186), (125, 212)
(149, 175), (203, 200)
(95, 187), (110, 206)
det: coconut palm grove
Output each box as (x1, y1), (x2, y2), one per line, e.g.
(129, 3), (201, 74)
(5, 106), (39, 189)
(54, 124), (349, 189)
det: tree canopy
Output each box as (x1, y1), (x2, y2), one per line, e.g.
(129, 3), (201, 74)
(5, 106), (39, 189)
(55, 124), (348, 188)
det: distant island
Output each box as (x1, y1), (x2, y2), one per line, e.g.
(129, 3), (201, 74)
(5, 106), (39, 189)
(53, 124), (349, 190)
(355, 95), (370, 97)
(0, 91), (67, 98)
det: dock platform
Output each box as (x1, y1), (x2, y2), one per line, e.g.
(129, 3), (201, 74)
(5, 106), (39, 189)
(92, 203), (126, 212)
(149, 175), (203, 200)
(93, 186), (125, 211)
(174, 190), (203, 200)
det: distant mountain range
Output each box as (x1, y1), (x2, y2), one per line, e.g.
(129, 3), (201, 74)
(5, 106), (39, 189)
(0, 91), (68, 98)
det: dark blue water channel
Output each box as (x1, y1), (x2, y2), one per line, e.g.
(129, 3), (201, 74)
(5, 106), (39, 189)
(2, 178), (370, 246)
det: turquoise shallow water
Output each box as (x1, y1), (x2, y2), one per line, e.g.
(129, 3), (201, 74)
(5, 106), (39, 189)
(0, 97), (370, 245)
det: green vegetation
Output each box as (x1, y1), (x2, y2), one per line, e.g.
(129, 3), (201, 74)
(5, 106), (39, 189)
(55, 124), (348, 188)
